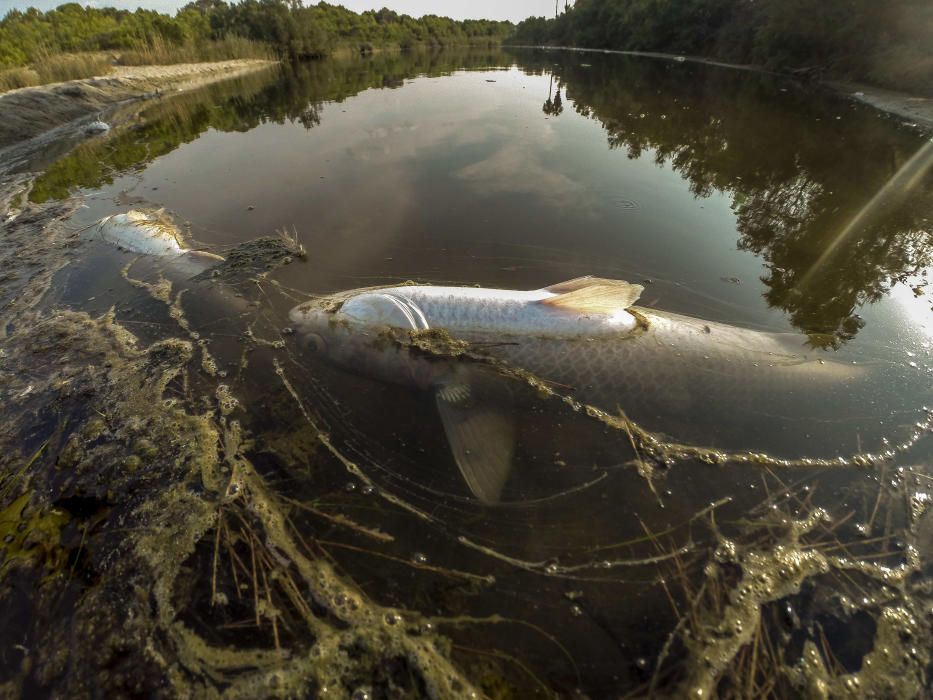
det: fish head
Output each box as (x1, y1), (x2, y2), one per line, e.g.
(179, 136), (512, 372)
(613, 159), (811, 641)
(288, 292), (439, 389)
(291, 290), (428, 344)
(288, 298), (335, 354)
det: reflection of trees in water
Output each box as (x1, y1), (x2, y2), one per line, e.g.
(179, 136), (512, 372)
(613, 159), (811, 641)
(518, 50), (933, 345)
(31, 47), (511, 203)
(542, 73), (564, 117)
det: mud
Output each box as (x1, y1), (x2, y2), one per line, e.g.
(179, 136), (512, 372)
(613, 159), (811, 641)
(827, 82), (933, 131)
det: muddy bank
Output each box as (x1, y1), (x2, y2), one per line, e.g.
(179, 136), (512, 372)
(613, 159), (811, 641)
(827, 81), (933, 131)
(0, 59), (277, 151)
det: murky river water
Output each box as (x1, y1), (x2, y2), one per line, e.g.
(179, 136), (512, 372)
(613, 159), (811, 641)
(4, 48), (933, 697)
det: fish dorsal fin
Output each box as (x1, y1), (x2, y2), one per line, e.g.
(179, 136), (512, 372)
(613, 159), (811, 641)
(540, 277), (643, 314)
(543, 276), (601, 293)
(434, 368), (515, 504)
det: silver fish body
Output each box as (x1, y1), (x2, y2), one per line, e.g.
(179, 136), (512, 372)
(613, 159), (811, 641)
(289, 278), (873, 503)
(93, 209), (224, 277)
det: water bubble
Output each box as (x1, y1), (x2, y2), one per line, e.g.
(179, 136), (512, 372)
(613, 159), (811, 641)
(351, 688), (372, 700)
(411, 552), (428, 565)
(344, 482), (358, 493)
(544, 562), (560, 574)
(384, 611), (402, 626)
(361, 485), (376, 496)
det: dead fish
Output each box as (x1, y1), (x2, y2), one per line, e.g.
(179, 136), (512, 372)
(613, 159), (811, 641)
(289, 277), (867, 503)
(93, 209), (224, 277)
(85, 119), (110, 135)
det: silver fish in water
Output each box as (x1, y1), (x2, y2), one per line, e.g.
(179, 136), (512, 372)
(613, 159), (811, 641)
(289, 278), (869, 503)
(93, 209), (224, 277)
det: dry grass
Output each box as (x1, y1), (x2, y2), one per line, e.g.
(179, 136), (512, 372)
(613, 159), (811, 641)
(0, 52), (111, 94)
(0, 37), (271, 95)
(0, 52), (112, 94)
(117, 35), (273, 67)
(0, 66), (40, 93)
(32, 51), (113, 84)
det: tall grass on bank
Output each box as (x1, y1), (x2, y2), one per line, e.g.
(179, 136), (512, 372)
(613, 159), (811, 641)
(0, 52), (112, 93)
(0, 66), (39, 92)
(33, 51), (113, 83)
(116, 35), (273, 67)
(0, 38), (272, 94)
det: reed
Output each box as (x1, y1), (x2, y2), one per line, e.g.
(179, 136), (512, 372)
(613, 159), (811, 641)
(117, 36), (273, 66)
(31, 50), (112, 84)
(0, 51), (112, 94)
(0, 66), (39, 92)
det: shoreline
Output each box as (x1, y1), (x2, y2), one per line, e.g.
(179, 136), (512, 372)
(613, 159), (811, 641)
(0, 58), (278, 153)
(505, 44), (933, 133)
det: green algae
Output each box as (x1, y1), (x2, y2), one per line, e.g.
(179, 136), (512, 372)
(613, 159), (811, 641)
(0, 306), (482, 697)
(0, 174), (482, 696)
(0, 492), (70, 578)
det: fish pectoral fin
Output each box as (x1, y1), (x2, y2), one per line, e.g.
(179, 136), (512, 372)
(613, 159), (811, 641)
(434, 370), (515, 504)
(540, 277), (643, 314)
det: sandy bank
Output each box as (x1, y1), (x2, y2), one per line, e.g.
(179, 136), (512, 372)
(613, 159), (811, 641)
(0, 59), (277, 151)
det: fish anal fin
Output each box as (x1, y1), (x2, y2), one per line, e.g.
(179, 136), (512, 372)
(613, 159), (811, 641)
(434, 370), (515, 504)
(541, 280), (643, 314)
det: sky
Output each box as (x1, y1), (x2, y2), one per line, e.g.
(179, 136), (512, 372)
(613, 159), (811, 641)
(0, 0), (555, 22)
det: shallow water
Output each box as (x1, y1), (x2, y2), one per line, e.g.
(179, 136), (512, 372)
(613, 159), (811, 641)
(6, 48), (933, 696)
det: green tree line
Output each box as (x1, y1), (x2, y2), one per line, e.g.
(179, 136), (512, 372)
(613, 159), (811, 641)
(510, 0), (932, 94)
(0, 1), (514, 67)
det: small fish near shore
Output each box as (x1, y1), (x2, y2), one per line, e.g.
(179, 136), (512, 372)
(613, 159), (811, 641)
(288, 278), (911, 503)
(85, 118), (110, 135)
(92, 209), (224, 277)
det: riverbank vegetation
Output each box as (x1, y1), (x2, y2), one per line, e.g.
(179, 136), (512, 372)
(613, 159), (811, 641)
(0, 1), (512, 92)
(511, 0), (932, 94)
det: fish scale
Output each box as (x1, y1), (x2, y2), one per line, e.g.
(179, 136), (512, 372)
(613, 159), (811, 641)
(454, 308), (859, 421)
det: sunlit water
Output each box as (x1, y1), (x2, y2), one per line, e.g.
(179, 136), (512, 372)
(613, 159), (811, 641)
(16, 48), (933, 695)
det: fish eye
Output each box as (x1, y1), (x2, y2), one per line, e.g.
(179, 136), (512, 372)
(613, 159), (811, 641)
(305, 333), (327, 353)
